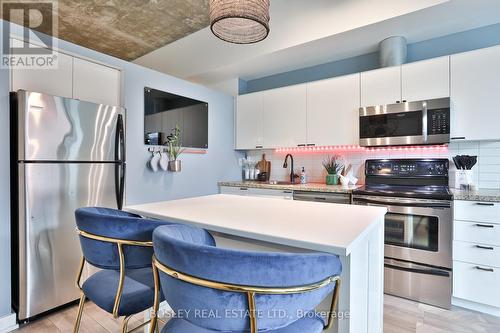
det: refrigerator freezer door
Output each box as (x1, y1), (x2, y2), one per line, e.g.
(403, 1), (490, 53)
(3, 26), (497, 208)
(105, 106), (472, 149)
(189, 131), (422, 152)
(17, 90), (125, 162)
(17, 162), (117, 320)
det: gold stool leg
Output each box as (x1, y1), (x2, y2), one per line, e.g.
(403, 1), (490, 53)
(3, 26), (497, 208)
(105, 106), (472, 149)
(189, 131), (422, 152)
(73, 293), (86, 333)
(121, 315), (132, 333)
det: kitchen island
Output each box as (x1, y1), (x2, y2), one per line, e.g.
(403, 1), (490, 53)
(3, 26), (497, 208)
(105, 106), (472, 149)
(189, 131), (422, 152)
(126, 194), (386, 333)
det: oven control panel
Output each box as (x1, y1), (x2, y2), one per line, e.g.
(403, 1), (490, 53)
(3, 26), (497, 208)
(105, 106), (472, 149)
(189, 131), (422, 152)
(366, 159), (449, 177)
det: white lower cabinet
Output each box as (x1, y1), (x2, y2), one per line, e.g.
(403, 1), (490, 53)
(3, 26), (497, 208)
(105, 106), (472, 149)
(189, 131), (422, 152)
(453, 200), (500, 313)
(453, 261), (500, 308)
(219, 186), (293, 199)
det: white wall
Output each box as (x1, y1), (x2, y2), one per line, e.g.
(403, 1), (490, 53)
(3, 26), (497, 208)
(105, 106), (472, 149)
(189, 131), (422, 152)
(0, 20), (242, 320)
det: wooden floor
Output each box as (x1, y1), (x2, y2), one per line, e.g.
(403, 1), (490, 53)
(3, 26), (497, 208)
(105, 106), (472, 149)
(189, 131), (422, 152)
(13, 295), (500, 332)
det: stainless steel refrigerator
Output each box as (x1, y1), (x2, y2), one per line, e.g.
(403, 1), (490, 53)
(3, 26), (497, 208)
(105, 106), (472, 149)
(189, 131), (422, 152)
(10, 90), (126, 321)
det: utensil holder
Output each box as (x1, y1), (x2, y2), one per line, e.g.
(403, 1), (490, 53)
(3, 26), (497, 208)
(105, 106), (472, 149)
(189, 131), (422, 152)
(454, 170), (474, 190)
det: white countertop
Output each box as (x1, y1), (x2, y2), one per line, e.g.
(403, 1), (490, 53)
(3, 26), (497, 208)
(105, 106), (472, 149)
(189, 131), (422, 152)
(125, 194), (386, 256)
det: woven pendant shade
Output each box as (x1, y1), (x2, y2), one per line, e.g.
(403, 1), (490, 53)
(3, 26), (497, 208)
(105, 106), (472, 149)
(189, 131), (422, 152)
(210, 0), (270, 44)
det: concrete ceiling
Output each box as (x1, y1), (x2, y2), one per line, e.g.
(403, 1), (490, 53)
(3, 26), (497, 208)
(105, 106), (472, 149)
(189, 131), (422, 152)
(134, 0), (500, 86)
(3, 0), (210, 61)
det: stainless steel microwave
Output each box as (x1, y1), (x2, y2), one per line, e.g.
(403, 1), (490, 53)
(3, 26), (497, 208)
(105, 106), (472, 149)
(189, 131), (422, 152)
(359, 97), (450, 147)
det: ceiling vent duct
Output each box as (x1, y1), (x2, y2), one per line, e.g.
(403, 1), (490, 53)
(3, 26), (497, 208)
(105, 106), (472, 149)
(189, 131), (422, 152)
(379, 36), (407, 67)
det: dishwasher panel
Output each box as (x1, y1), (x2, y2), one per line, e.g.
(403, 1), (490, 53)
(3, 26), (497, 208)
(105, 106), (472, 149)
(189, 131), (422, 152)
(293, 191), (351, 204)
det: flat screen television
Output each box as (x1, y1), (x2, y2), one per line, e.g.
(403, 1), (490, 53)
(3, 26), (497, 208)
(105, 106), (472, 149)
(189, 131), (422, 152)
(144, 87), (208, 148)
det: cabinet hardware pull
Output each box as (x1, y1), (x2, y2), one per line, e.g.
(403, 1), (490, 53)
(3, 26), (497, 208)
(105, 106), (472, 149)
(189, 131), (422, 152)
(475, 224), (495, 228)
(314, 197), (327, 201)
(450, 137), (466, 140)
(402, 100), (407, 103)
(255, 145), (263, 149)
(297, 144), (306, 147)
(475, 266), (494, 272)
(306, 143), (316, 146)
(395, 101), (400, 103)
(283, 191), (293, 194)
(475, 202), (495, 206)
(475, 245), (494, 250)
(239, 187), (248, 191)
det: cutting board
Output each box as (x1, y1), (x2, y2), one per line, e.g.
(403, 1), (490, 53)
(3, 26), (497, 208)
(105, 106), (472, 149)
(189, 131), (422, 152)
(257, 154), (271, 180)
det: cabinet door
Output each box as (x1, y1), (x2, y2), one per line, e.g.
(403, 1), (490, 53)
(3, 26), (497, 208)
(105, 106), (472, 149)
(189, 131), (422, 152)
(235, 92), (263, 149)
(262, 84), (307, 148)
(307, 74), (360, 146)
(73, 58), (121, 106)
(451, 46), (500, 141)
(11, 41), (73, 98)
(402, 56), (450, 102)
(360, 66), (401, 107)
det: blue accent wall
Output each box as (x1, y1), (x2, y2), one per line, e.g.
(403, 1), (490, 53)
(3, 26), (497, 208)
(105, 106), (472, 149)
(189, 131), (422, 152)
(243, 23), (500, 94)
(0, 20), (242, 321)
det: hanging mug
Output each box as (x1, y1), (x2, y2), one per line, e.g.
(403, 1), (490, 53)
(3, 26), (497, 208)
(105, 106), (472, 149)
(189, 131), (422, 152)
(149, 151), (160, 172)
(159, 150), (169, 171)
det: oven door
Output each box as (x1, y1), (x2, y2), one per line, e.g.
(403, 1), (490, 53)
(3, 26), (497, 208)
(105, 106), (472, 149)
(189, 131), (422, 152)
(353, 195), (452, 269)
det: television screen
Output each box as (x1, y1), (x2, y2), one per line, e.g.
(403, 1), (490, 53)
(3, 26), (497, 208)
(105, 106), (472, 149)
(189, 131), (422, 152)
(144, 87), (208, 148)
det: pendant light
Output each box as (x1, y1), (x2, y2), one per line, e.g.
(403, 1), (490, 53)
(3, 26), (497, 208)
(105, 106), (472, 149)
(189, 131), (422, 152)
(209, 0), (270, 44)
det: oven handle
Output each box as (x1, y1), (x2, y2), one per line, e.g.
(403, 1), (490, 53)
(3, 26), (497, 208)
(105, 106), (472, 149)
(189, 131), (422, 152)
(385, 262), (450, 277)
(354, 197), (451, 208)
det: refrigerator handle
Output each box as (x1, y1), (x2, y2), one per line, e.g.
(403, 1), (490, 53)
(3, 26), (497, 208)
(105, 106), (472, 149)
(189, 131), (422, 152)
(115, 114), (125, 210)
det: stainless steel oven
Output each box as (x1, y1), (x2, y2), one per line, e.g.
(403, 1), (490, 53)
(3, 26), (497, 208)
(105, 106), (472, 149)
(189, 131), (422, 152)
(354, 195), (452, 268)
(352, 159), (453, 309)
(359, 97), (450, 147)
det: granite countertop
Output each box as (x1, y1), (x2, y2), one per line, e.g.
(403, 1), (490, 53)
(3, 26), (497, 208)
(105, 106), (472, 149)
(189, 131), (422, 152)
(451, 188), (500, 202)
(218, 181), (361, 193)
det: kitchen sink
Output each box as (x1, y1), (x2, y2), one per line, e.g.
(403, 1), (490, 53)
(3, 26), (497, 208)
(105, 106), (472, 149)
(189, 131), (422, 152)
(267, 181), (298, 185)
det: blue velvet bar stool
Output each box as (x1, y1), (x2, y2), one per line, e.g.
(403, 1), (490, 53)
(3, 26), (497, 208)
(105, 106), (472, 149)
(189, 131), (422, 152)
(73, 207), (174, 333)
(150, 224), (342, 333)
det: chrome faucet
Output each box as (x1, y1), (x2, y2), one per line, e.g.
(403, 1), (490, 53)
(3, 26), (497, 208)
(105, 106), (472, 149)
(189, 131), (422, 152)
(283, 154), (295, 183)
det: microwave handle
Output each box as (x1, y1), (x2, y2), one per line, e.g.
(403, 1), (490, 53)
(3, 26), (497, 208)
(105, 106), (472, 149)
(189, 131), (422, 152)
(422, 106), (428, 143)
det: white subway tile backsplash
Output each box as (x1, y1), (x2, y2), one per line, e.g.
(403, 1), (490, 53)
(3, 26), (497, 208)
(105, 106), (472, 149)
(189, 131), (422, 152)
(245, 140), (500, 190)
(480, 156), (500, 164)
(478, 164), (500, 173)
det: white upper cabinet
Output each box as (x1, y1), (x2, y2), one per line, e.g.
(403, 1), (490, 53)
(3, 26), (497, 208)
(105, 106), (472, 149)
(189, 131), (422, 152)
(235, 92), (264, 149)
(306, 74), (360, 146)
(402, 56), (450, 102)
(450, 45), (500, 141)
(73, 58), (121, 106)
(360, 66), (401, 107)
(12, 42), (73, 98)
(262, 84), (307, 148)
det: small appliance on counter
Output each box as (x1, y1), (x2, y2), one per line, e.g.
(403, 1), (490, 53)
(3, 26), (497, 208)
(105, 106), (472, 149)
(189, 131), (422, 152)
(452, 155), (478, 190)
(353, 159), (452, 309)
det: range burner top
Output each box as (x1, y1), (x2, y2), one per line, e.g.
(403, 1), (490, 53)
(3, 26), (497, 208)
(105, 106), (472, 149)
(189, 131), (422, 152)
(353, 158), (452, 200)
(353, 184), (452, 200)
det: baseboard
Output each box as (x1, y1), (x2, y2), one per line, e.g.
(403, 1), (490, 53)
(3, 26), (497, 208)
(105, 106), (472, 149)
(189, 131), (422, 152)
(0, 312), (18, 333)
(452, 297), (500, 317)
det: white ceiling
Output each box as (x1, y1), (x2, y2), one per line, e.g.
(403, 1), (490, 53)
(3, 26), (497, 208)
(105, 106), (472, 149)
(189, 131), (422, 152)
(134, 0), (500, 87)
